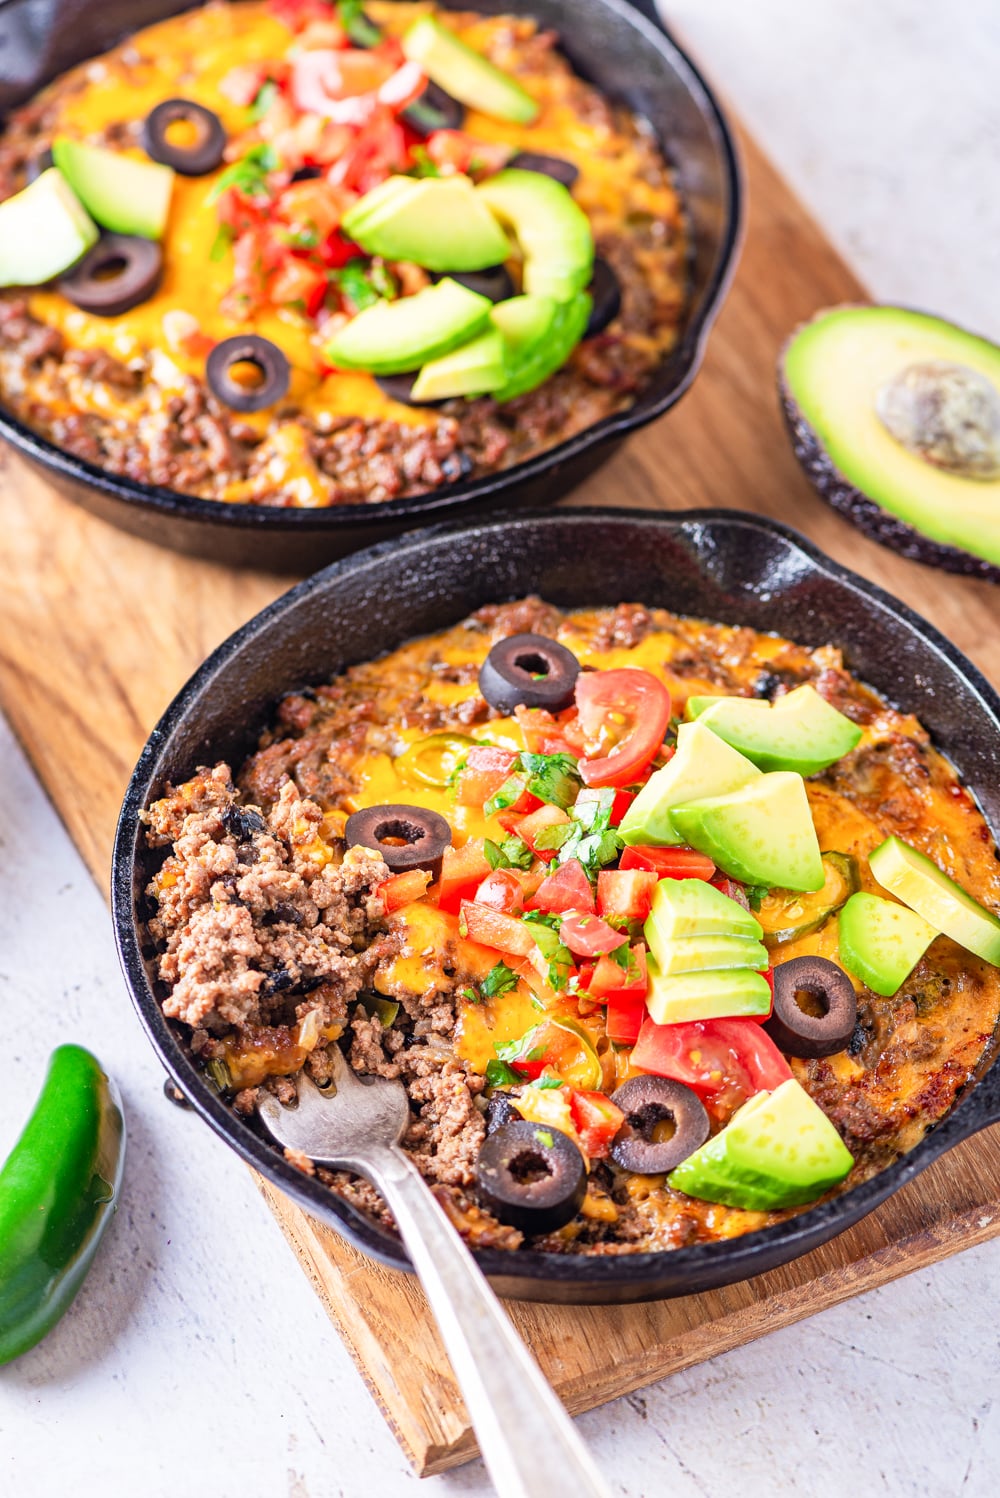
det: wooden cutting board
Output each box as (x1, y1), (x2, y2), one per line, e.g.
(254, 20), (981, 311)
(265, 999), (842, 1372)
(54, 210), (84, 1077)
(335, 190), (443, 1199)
(1, 117), (999, 1477)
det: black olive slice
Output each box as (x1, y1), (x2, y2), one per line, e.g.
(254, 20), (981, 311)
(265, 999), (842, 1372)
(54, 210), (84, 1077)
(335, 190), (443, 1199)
(609, 1077), (709, 1174)
(374, 371), (442, 407)
(485, 1092), (522, 1134)
(58, 234), (164, 316)
(507, 151), (579, 189)
(345, 803), (452, 881)
(475, 1119), (586, 1234)
(290, 164), (324, 183)
(764, 955), (857, 1059)
(436, 265), (516, 303)
(584, 257), (622, 338)
(206, 335), (290, 413)
(478, 632), (581, 714)
(142, 98), (227, 176)
(402, 79), (466, 136)
(25, 147), (55, 184)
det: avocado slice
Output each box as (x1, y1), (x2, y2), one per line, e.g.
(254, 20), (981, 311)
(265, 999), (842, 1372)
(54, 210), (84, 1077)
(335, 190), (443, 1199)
(668, 1079), (854, 1209)
(325, 278), (492, 375)
(692, 685), (862, 776)
(52, 137), (174, 240)
(620, 720), (761, 847)
(838, 890), (936, 996)
(343, 175), (511, 272)
(341, 175), (420, 237)
(410, 327), (507, 401)
(650, 933), (770, 976)
(0, 168), (99, 287)
(477, 169), (594, 301)
(644, 878), (764, 946)
(670, 772), (825, 893)
(491, 291), (590, 402)
(645, 958), (772, 1025)
(402, 15), (539, 124)
(868, 835), (1000, 966)
(780, 305), (1000, 580)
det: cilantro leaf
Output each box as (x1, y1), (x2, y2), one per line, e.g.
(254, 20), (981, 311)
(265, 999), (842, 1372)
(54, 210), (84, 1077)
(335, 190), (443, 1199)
(480, 962), (519, 1000)
(520, 751), (581, 810)
(408, 145), (442, 178)
(494, 1028), (544, 1064)
(531, 1076), (564, 1090)
(745, 884), (770, 911)
(249, 78), (278, 123)
(332, 258), (390, 312)
(484, 835), (532, 871)
(555, 786), (623, 878)
(209, 143), (279, 202)
(485, 1059), (522, 1088)
(483, 771), (528, 818)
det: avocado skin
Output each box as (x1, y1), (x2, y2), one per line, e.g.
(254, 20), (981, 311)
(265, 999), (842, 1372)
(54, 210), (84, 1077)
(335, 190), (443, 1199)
(778, 306), (1000, 585)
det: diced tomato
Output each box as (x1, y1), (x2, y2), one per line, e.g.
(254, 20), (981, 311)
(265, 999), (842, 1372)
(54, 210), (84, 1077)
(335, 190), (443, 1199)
(318, 228), (362, 268)
(326, 106), (407, 190)
(528, 858), (594, 915)
(604, 992), (646, 1046)
(437, 839), (491, 913)
(574, 669), (672, 788)
(474, 869), (524, 915)
(588, 943), (647, 999)
(597, 868), (657, 921)
(378, 868), (431, 912)
(269, 0), (335, 33)
(609, 788), (636, 825)
(559, 912), (625, 959)
(516, 803), (571, 860)
(455, 746), (518, 807)
(569, 1090), (625, 1158)
(460, 901), (536, 957)
(277, 178), (343, 245)
(710, 874), (751, 908)
(631, 1016), (792, 1108)
(268, 257), (328, 316)
(424, 128), (475, 173)
(619, 845), (717, 880)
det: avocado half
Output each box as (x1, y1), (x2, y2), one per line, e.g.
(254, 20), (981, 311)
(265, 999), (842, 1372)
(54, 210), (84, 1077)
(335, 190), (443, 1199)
(779, 304), (1000, 583)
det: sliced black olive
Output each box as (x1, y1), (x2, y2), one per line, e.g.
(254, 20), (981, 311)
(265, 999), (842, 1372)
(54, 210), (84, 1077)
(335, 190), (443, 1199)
(584, 257), (622, 338)
(345, 803), (452, 881)
(26, 147), (54, 184)
(437, 265), (516, 303)
(475, 1119), (586, 1234)
(58, 234), (164, 316)
(764, 955), (857, 1059)
(609, 1077), (709, 1174)
(403, 79), (466, 136)
(485, 1092), (522, 1134)
(478, 632), (581, 714)
(142, 98), (227, 176)
(290, 164), (324, 183)
(507, 151), (579, 189)
(206, 335), (290, 413)
(374, 372), (441, 407)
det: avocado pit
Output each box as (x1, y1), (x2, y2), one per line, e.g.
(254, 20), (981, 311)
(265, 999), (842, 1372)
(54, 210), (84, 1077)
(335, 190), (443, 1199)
(876, 359), (1000, 479)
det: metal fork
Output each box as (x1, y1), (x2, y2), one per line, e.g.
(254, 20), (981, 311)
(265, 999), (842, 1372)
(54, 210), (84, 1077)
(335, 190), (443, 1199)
(258, 1047), (611, 1498)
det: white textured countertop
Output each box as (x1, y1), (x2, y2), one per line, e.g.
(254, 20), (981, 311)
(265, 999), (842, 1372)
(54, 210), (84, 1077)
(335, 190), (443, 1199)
(3, 3), (1000, 1494)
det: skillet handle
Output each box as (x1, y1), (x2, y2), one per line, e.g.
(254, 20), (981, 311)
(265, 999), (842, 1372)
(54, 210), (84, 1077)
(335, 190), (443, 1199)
(360, 1143), (612, 1498)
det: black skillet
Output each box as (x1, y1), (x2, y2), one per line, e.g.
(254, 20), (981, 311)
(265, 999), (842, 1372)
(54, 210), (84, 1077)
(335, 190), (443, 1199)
(112, 508), (1000, 1304)
(0, 0), (741, 570)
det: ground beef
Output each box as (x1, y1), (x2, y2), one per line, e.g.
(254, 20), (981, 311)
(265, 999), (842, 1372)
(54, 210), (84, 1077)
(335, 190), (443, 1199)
(470, 595), (565, 640)
(591, 601), (656, 650)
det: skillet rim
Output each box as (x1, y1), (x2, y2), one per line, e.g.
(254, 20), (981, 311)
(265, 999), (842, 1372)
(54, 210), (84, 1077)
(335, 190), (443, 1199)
(112, 505), (1000, 1299)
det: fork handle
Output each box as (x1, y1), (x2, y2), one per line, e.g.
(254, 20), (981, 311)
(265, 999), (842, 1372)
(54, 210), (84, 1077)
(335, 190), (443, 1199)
(359, 1143), (612, 1498)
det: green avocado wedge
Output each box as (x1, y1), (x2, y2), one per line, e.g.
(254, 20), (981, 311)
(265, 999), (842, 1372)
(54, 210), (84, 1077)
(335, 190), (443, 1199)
(838, 890), (937, 996)
(619, 720), (761, 847)
(780, 305), (1000, 574)
(402, 14), (539, 124)
(410, 327), (507, 401)
(668, 1078), (853, 1210)
(325, 278), (493, 375)
(0, 1045), (125, 1365)
(0, 168), (99, 287)
(645, 960), (772, 1025)
(689, 685), (862, 776)
(342, 175), (511, 272)
(669, 772), (826, 892)
(644, 877), (764, 948)
(477, 169), (594, 301)
(868, 835), (1000, 966)
(52, 137), (174, 240)
(491, 291), (591, 402)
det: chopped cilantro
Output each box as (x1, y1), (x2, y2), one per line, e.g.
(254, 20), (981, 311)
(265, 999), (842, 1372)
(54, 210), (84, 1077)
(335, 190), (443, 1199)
(481, 962), (519, 1000)
(483, 772), (528, 818)
(530, 1076), (564, 1091)
(745, 884), (770, 911)
(520, 751), (581, 810)
(248, 78), (278, 123)
(209, 223), (234, 262)
(484, 835), (532, 871)
(533, 821), (572, 852)
(494, 1029), (545, 1064)
(555, 786), (624, 878)
(459, 985), (480, 1004)
(408, 145), (442, 178)
(485, 1059), (522, 1088)
(521, 915), (572, 990)
(209, 143), (279, 202)
(332, 258), (385, 312)
(607, 940), (632, 969)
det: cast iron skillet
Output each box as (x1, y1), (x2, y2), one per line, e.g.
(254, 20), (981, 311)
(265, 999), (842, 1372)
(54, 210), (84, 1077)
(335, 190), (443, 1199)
(113, 507), (1000, 1303)
(0, 0), (741, 571)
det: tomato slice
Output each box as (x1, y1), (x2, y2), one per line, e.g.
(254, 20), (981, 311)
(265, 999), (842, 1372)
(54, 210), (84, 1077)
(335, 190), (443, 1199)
(474, 869), (525, 915)
(596, 868), (658, 921)
(515, 803), (571, 860)
(588, 943), (647, 999)
(619, 846), (716, 879)
(574, 669), (672, 788)
(528, 858), (595, 915)
(455, 746), (519, 807)
(378, 868), (431, 912)
(437, 840), (491, 913)
(559, 911), (625, 958)
(604, 992), (647, 1046)
(631, 1016), (792, 1106)
(569, 1090), (625, 1158)
(461, 900), (536, 957)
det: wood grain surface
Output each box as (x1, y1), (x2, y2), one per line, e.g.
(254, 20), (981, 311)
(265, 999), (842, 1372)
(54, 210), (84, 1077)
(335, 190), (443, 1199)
(1, 124), (998, 1476)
